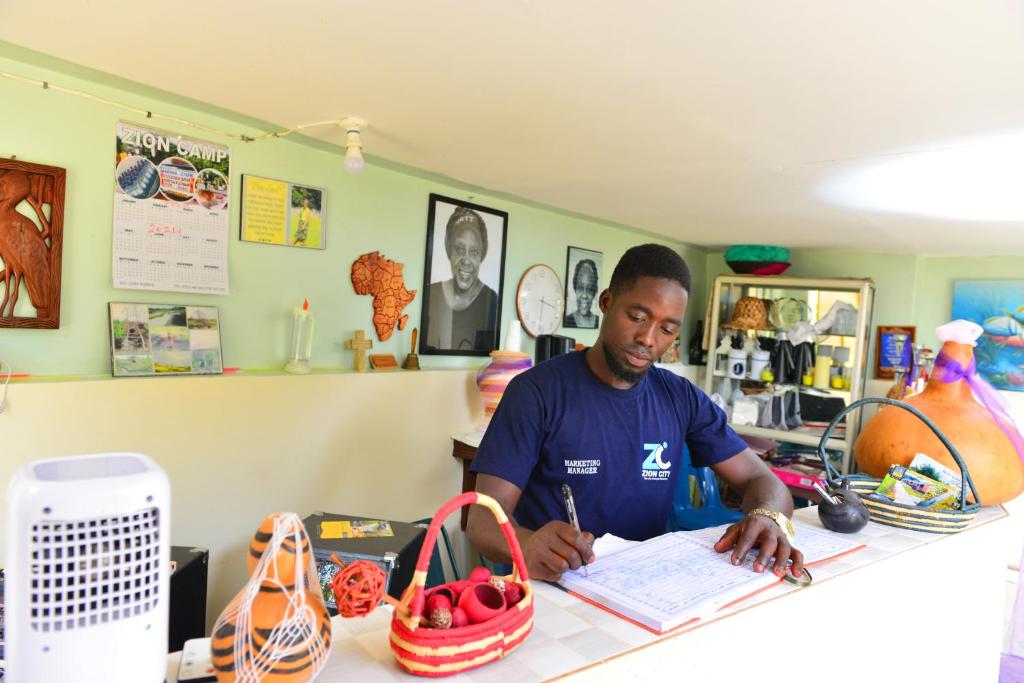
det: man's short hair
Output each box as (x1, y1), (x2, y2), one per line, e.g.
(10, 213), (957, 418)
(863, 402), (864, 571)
(608, 244), (691, 295)
(445, 206), (488, 259)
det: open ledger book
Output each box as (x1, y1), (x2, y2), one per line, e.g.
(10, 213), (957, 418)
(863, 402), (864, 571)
(557, 522), (864, 634)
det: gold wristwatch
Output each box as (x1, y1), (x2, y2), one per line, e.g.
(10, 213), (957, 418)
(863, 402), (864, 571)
(748, 508), (795, 543)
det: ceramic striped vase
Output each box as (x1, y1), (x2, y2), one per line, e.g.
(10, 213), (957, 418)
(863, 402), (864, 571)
(476, 351), (532, 421)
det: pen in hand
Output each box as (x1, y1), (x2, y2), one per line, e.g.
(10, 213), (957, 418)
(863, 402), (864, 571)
(562, 483), (588, 576)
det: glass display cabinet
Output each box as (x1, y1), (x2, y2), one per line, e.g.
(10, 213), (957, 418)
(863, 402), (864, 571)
(703, 275), (874, 474)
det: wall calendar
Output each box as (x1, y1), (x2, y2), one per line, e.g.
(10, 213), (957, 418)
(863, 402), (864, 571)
(112, 121), (230, 294)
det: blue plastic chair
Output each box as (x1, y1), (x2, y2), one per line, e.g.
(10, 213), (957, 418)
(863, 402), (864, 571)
(668, 445), (745, 531)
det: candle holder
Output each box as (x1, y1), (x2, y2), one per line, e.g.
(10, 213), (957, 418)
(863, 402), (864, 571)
(284, 299), (314, 374)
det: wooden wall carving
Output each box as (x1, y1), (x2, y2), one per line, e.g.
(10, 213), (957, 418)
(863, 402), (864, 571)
(0, 159), (66, 328)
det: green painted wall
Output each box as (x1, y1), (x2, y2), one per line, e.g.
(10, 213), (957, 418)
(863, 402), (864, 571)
(0, 45), (706, 377)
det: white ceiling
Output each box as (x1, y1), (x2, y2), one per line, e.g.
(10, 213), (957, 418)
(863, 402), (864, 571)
(4, 1), (1024, 255)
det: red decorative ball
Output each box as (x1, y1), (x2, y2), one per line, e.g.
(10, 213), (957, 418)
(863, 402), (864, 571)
(450, 606), (468, 628)
(504, 582), (523, 607)
(469, 566), (492, 584)
(329, 559), (387, 618)
(427, 585), (457, 606)
(427, 593), (452, 613)
(450, 579), (471, 600)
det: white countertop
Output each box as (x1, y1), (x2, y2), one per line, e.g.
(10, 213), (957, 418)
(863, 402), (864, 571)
(168, 504), (1008, 682)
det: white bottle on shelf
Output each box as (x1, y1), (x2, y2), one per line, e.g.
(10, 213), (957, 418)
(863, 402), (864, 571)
(727, 348), (748, 379)
(748, 349), (770, 380)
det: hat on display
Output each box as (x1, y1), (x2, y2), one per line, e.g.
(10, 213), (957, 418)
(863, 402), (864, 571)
(722, 296), (772, 330)
(725, 245), (791, 276)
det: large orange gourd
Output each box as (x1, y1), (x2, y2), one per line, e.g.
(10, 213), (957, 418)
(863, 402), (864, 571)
(855, 323), (1024, 505)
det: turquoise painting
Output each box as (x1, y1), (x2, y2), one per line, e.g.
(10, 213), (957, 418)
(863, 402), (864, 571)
(952, 280), (1024, 391)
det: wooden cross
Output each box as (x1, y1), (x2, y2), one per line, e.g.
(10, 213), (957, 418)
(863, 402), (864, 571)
(346, 329), (373, 372)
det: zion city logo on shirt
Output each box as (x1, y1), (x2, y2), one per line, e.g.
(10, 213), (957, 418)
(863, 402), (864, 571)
(641, 442), (672, 480)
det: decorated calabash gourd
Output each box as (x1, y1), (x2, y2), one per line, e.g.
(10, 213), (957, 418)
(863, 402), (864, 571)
(855, 321), (1024, 505)
(211, 513), (332, 683)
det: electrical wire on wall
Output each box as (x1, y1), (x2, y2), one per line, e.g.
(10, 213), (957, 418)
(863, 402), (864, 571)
(0, 70), (358, 143)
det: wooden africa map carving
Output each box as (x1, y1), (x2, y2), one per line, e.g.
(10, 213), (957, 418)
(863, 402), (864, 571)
(350, 251), (417, 341)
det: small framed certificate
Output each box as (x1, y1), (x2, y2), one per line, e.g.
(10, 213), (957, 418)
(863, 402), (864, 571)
(875, 325), (915, 379)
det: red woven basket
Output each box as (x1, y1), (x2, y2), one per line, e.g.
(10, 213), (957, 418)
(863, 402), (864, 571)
(390, 492), (533, 677)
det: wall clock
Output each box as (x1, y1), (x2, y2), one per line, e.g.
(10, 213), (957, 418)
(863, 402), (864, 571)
(516, 264), (564, 337)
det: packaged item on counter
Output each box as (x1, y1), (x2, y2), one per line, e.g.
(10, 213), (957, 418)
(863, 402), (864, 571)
(870, 465), (959, 509)
(908, 453), (963, 505)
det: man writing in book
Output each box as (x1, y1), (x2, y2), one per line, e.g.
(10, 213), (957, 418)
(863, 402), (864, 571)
(467, 244), (805, 581)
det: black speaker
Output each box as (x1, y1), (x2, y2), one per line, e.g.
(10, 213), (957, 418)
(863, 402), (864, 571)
(535, 334), (575, 364)
(168, 546), (209, 652)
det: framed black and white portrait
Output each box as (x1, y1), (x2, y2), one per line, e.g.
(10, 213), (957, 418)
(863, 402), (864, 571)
(419, 194), (508, 356)
(563, 246), (602, 329)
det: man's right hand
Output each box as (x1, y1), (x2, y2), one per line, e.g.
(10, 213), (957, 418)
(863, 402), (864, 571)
(524, 521), (595, 581)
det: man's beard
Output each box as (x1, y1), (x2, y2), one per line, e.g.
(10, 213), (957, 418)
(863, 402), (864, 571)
(602, 341), (650, 386)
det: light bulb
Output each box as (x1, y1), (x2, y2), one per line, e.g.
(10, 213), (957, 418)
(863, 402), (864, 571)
(342, 122), (365, 175)
(344, 147), (365, 174)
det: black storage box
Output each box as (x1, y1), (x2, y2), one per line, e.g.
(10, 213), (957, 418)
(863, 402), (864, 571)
(302, 512), (426, 613)
(169, 546), (209, 652)
(535, 334), (575, 364)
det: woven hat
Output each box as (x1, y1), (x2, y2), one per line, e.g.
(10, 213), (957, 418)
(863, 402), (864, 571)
(722, 297), (771, 330)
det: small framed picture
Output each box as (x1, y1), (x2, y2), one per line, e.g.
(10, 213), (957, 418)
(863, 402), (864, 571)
(875, 325), (915, 379)
(419, 194), (507, 356)
(240, 174), (326, 249)
(563, 246), (602, 329)
(109, 302), (223, 377)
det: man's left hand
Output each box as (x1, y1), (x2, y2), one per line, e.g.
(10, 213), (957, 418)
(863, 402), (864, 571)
(713, 515), (804, 578)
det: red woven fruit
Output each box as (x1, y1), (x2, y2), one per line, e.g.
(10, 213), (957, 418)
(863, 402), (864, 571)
(450, 606), (468, 628)
(468, 566), (492, 583)
(426, 586), (456, 607)
(449, 579), (470, 600)
(329, 558), (387, 618)
(426, 593), (451, 613)
(504, 582), (523, 607)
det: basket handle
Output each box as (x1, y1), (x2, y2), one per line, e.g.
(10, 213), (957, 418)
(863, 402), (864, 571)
(398, 492), (530, 628)
(818, 396), (981, 510)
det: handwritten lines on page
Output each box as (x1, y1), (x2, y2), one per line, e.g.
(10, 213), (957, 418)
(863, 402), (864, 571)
(683, 521), (865, 564)
(560, 523), (864, 633)
(559, 533), (780, 633)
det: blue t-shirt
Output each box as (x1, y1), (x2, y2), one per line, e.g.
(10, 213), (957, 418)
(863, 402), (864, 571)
(471, 351), (748, 541)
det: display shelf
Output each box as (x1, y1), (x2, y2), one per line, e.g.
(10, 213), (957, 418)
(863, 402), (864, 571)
(799, 386), (851, 401)
(704, 274), (874, 473)
(729, 424), (849, 453)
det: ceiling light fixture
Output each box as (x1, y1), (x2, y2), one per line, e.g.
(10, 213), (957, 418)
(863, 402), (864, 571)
(341, 118), (366, 175)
